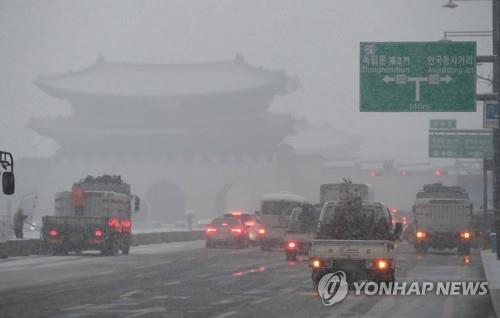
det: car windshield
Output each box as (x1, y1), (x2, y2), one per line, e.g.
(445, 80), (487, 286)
(211, 217), (240, 227)
(287, 208), (320, 233)
(261, 201), (302, 216)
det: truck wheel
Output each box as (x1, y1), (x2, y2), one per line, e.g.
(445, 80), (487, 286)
(49, 246), (67, 256)
(102, 239), (119, 256)
(312, 271), (323, 292)
(285, 251), (297, 261)
(122, 242), (130, 255)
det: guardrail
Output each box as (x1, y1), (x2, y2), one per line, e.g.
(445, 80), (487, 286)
(0, 230), (204, 257)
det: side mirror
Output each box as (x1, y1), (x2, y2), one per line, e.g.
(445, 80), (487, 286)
(2, 172), (15, 195)
(394, 222), (402, 238)
(133, 195), (140, 214)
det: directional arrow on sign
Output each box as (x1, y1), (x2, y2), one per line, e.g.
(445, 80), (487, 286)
(382, 74), (453, 102)
(383, 75), (395, 84)
(440, 75), (452, 83)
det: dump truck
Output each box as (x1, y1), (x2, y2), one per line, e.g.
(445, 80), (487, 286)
(42, 175), (139, 256)
(412, 183), (473, 255)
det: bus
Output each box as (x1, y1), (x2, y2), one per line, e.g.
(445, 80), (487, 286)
(257, 192), (312, 251)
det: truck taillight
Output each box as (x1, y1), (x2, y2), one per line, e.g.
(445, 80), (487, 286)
(121, 219), (132, 230)
(107, 218), (119, 229)
(416, 231), (426, 239)
(95, 229), (104, 237)
(460, 231), (471, 239)
(374, 259), (389, 270)
(49, 229), (58, 237)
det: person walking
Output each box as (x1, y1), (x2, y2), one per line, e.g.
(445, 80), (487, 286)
(13, 208), (28, 239)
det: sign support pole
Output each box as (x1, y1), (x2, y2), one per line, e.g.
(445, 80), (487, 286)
(491, 0), (500, 259)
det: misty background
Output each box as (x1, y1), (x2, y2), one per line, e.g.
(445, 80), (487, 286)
(0, 0), (492, 161)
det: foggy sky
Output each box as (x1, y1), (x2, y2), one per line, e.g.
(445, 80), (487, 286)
(0, 0), (492, 162)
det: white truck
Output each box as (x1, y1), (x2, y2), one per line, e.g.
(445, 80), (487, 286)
(309, 200), (401, 290)
(412, 183), (473, 255)
(42, 175), (139, 256)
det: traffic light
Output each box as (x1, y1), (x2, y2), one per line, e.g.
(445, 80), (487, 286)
(434, 168), (442, 177)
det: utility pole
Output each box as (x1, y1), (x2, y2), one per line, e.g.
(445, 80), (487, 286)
(484, 156), (488, 216)
(492, 0), (500, 259)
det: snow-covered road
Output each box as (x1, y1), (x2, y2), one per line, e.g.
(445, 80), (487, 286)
(0, 241), (494, 318)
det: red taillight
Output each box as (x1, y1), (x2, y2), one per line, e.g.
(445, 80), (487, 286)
(49, 229), (58, 237)
(231, 227), (243, 234)
(206, 227), (217, 234)
(231, 211), (242, 216)
(95, 229), (104, 237)
(286, 241), (297, 249)
(416, 231), (426, 239)
(107, 218), (119, 229)
(221, 223), (228, 227)
(244, 221), (255, 227)
(121, 219), (132, 231)
(460, 231), (471, 239)
(374, 259), (389, 270)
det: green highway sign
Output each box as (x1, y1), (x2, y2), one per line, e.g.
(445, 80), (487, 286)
(430, 119), (457, 129)
(429, 130), (492, 159)
(360, 42), (476, 112)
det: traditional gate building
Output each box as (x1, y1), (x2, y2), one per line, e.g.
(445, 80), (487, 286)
(16, 56), (322, 224)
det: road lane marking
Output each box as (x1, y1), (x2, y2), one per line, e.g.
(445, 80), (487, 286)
(250, 297), (271, 305)
(61, 304), (94, 311)
(214, 311), (239, 318)
(120, 290), (143, 298)
(163, 280), (181, 286)
(152, 295), (190, 300)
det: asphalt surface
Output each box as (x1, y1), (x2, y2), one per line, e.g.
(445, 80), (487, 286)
(0, 241), (494, 318)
